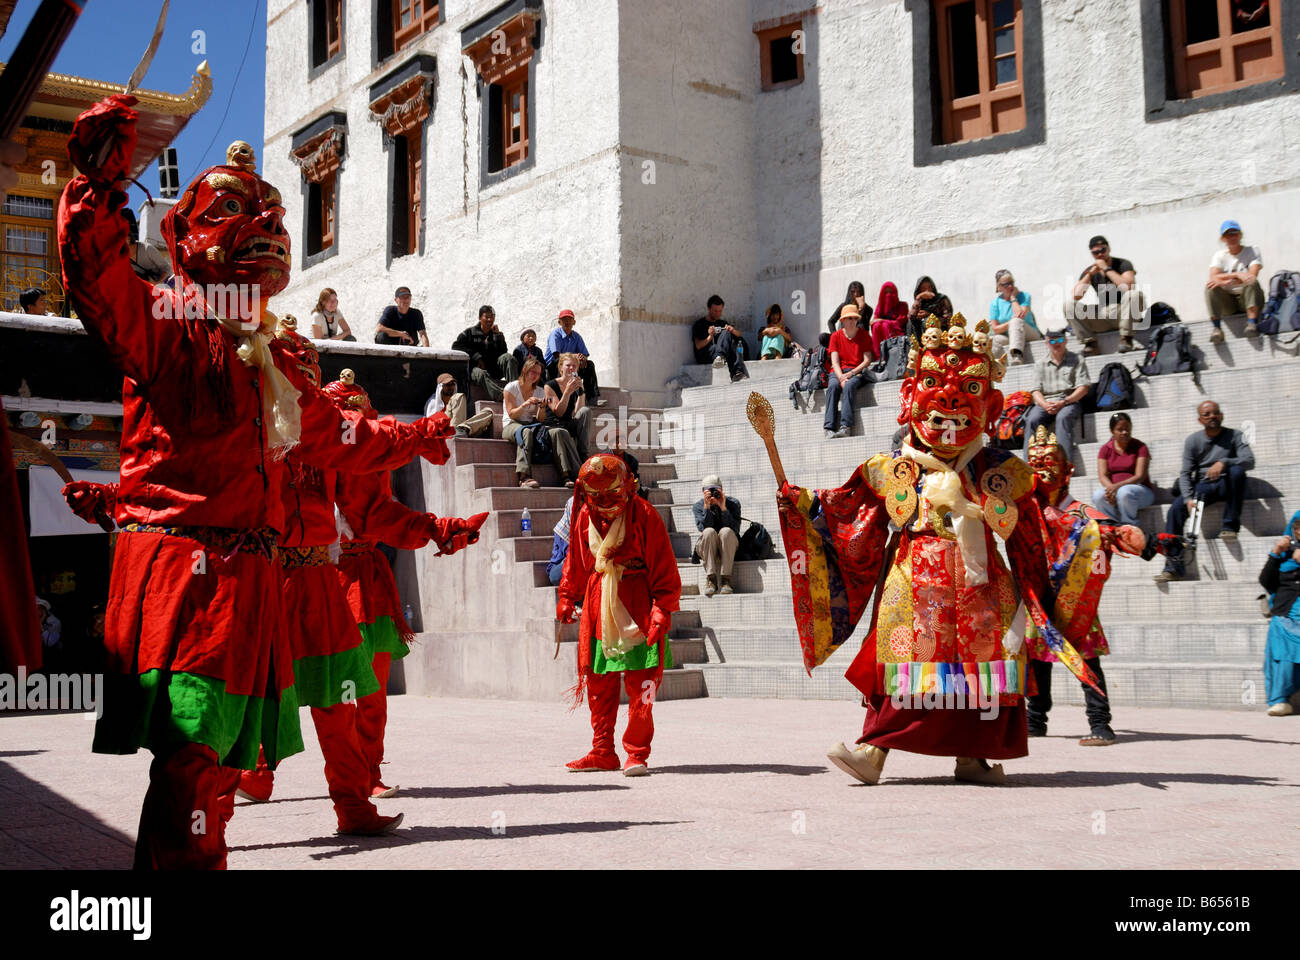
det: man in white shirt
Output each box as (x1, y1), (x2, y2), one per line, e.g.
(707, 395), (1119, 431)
(1205, 219), (1264, 343)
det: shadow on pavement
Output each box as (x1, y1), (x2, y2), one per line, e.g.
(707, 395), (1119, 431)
(393, 783), (633, 799)
(1111, 730), (1300, 747)
(230, 819), (690, 860)
(0, 750), (46, 758)
(875, 771), (1298, 790)
(0, 757), (135, 868)
(650, 763), (828, 777)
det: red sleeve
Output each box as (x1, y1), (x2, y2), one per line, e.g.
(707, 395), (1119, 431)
(559, 506), (593, 607)
(58, 176), (177, 384)
(281, 353), (451, 473)
(335, 468), (433, 550)
(828, 330), (844, 358)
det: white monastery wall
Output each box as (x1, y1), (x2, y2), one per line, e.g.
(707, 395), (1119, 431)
(264, 0), (624, 374)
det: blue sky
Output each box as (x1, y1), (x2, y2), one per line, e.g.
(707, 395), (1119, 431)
(0, 0), (266, 204)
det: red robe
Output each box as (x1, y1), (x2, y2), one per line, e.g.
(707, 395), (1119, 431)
(57, 170), (449, 767)
(0, 399), (41, 674)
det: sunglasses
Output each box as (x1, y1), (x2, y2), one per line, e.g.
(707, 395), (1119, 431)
(1047, 337), (1066, 344)
(998, 280), (1014, 287)
(1090, 247), (1107, 255)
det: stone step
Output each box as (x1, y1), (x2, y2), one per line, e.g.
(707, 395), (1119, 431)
(486, 485), (673, 511)
(466, 460), (677, 490)
(678, 318), (1298, 405)
(691, 659), (1265, 709)
(454, 435), (676, 466)
(496, 501), (678, 540)
(680, 619), (1265, 666)
(510, 530), (694, 561)
(676, 579), (1265, 626)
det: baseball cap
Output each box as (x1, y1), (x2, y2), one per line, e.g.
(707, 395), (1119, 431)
(436, 373), (455, 386)
(702, 474), (722, 489)
(558, 308), (575, 320)
(1219, 219), (1242, 236)
(394, 286), (412, 297)
(1087, 235), (1108, 249)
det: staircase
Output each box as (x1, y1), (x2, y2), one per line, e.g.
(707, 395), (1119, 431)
(654, 313), (1298, 710)
(398, 385), (708, 702)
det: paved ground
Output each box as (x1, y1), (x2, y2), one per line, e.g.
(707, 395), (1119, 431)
(2, 696), (1298, 869)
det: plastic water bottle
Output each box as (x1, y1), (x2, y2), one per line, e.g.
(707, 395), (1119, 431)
(521, 507), (532, 535)
(403, 603), (414, 624)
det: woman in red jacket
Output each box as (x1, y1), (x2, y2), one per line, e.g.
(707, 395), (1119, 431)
(557, 454), (681, 776)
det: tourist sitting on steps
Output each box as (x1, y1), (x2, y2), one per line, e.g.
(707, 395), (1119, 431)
(693, 474), (741, 597)
(1205, 219), (1264, 343)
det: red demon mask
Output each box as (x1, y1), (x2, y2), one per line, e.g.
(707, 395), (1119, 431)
(1026, 424), (1072, 501)
(898, 316), (1003, 459)
(577, 454), (636, 527)
(322, 371), (376, 419)
(161, 165), (291, 306)
(275, 319), (320, 385)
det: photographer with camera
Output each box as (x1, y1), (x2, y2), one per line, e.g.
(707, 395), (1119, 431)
(691, 294), (750, 383)
(693, 475), (742, 597)
(1260, 509), (1300, 717)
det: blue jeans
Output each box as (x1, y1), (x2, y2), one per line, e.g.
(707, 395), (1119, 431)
(823, 374), (864, 432)
(1162, 464), (1249, 574)
(1023, 401), (1082, 464)
(1091, 483), (1155, 525)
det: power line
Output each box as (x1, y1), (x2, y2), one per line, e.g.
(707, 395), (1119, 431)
(186, 0), (262, 181)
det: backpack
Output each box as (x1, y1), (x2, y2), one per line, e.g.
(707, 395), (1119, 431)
(1257, 270), (1300, 336)
(737, 519), (775, 561)
(1145, 301), (1179, 327)
(992, 390), (1033, 449)
(864, 335), (910, 382)
(788, 336), (831, 407)
(1091, 361), (1135, 413)
(1137, 323), (1194, 376)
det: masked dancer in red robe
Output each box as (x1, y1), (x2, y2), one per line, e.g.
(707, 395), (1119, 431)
(775, 315), (1103, 786)
(557, 454), (681, 776)
(1024, 424), (1177, 746)
(57, 96), (454, 868)
(324, 370), (488, 797)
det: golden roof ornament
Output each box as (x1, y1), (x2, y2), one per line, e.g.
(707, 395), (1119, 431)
(226, 140), (257, 172)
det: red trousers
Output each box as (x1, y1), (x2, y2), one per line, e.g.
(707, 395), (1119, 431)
(355, 652), (391, 790)
(135, 742), (241, 870)
(221, 705), (381, 831)
(586, 667), (656, 763)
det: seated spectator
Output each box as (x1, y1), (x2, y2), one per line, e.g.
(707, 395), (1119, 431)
(1205, 219), (1264, 343)
(544, 352), (593, 461)
(1065, 235), (1142, 355)
(988, 269), (1040, 364)
(544, 309), (604, 406)
(1259, 509), (1300, 716)
(311, 287), (355, 341)
(760, 304), (801, 359)
(1024, 326), (1090, 465)
(1092, 412), (1154, 525)
(375, 286), (429, 346)
(510, 327), (545, 382)
(19, 287), (47, 316)
(546, 495), (575, 587)
(869, 282), (909, 358)
(906, 275), (952, 342)
(424, 372), (493, 438)
(452, 304), (512, 401)
(824, 303), (873, 440)
(502, 357), (581, 489)
(693, 474), (741, 596)
(1156, 400), (1255, 581)
(692, 294), (749, 382)
(826, 280), (870, 334)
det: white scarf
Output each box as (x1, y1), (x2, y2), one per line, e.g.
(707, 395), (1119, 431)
(211, 308), (302, 453)
(586, 512), (646, 658)
(900, 435), (989, 585)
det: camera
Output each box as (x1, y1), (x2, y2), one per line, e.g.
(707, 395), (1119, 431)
(706, 486), (722, 498)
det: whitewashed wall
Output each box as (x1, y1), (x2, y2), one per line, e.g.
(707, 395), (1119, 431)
(264, 0), (623, 379)
(265, 0), (1300, 399)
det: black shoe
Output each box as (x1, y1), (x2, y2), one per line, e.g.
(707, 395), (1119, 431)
(1028, 723), (1048, 737)
(1079, 725), (1116, 746)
